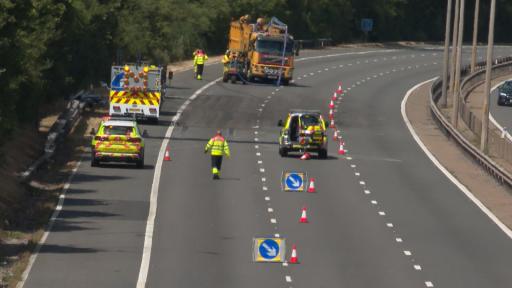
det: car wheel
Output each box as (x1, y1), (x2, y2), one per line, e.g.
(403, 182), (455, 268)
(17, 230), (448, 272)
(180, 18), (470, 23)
(91, 150), (99, 167)
(498, 98), (505, 106)
(319, 149), (328, 159)
(136, 158), (144, 169)
(282, 79), (290, 86)
(279, 147), (288, 157)
(136, 150), (144, 169)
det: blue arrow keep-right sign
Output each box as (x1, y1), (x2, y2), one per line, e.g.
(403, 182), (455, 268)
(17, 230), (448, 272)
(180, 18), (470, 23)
(259, 239), (280, 259)
(283, 172), (304, 191)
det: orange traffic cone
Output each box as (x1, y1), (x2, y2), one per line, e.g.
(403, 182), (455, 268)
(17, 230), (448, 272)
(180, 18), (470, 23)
(299, 206), (309, 223)
(164, 147), (171, 161)
(307, 178), (316, 193)
(333, 129), (339, 141)
(329, 100), (335, 109)
(329, 119), (335, 129)
(336, 82), (343, 94)
(300, 152), (311, 160)
(338, 142), (346, 155)
(329, 109), (334, 120)
(331, 92), (337, 101)
(289, 244), (299, 264)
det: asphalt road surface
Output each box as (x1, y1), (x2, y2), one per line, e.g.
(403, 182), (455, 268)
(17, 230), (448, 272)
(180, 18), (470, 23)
(23, 45), (512, 288)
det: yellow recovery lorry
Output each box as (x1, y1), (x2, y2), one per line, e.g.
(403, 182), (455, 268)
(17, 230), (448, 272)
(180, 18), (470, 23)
(224, 15), (295, 85)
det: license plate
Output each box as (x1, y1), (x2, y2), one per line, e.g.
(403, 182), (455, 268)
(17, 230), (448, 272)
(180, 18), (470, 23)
(129, 108), (141, 112)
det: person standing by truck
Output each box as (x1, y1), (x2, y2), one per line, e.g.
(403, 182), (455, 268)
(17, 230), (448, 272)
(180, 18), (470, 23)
(193, 49), (208, 80)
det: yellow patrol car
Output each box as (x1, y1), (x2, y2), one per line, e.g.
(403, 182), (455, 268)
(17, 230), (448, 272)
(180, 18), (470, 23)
(91, 117), (146, 168)
(278, 110), (328, 159)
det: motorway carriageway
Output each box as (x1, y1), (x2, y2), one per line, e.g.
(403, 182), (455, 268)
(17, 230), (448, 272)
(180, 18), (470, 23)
(20, 45), (512, 288)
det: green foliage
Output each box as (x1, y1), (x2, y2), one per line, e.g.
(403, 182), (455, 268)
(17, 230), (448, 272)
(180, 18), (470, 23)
(1, 0), (512, 145)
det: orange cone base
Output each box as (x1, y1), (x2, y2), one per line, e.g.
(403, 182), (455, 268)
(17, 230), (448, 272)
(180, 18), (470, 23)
(300, 152), (311, 160)
(164, 149), (171, 161)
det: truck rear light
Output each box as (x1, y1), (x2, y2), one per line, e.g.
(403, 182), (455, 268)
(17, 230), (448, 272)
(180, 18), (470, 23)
(149, 108), (157, 114)
(113, 106), (121, 112)
(128, 138), (141, 143)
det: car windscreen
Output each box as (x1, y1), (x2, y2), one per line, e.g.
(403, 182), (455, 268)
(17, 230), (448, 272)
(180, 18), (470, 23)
(104, 125), (134, 135)
(255, 39), (294, 55)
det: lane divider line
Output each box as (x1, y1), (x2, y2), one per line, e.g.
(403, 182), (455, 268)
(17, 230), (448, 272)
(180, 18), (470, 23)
(136, 77), (222, 288)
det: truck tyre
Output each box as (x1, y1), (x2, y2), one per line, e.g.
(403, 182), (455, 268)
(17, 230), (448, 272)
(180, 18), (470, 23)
(279, 147), (288, 157)
(282, 79), (290, 86)
(247, 70), (255, 82)
(222, 73), (228, 83)
(230, 75), (237, 84)
(319, 149), (328, 159)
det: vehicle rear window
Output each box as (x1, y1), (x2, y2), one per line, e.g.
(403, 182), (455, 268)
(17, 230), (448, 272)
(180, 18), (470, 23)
(104, 126), (134, 135)
(301, 115), (320, 127)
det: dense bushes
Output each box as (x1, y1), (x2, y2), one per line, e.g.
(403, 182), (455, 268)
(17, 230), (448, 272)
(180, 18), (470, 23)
(1, 0), (511, 140)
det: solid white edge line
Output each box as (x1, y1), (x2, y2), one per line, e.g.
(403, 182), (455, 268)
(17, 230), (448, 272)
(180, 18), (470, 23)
(489, 79), (512, 142)
(17, 160), (82, 288)
(401, 78), (512, 240)
(136, 77), (222, 288)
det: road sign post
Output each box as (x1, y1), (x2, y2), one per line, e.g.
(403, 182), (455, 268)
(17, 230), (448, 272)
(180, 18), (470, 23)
(361, 18), (374, 42)
(253, 238), (286, 262)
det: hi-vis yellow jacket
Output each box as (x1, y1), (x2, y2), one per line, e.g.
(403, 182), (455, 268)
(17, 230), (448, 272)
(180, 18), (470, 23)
(194, 53), (208, 65)
(205, 135), (230, 156)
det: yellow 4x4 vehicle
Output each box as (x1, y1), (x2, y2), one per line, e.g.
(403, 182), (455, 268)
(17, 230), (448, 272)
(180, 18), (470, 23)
(278, 110), (328, 159)
(91, 117), (146, 168)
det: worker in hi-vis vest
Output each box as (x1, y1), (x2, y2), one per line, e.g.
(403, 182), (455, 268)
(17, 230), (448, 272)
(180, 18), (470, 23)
(193, 49), (208, 80)
(204, 130), (230, 179)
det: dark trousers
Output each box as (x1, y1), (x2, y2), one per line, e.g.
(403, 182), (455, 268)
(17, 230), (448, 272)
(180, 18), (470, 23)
(196, 64), (204, 76)
(211, 155), (223, 174)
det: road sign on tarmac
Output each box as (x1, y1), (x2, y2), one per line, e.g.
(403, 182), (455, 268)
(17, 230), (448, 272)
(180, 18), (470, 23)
(253, 238), (286, 262)
(282, 172), (306, 192)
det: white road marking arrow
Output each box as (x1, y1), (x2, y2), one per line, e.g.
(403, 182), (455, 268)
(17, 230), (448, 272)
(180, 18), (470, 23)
(262, 243), (277, 257)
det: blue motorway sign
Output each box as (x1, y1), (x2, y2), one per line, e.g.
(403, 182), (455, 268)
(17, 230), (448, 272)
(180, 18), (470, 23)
(253, 238), (286, 262)
(283, 172), (305, 192)
(361, 18), (374, 33)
